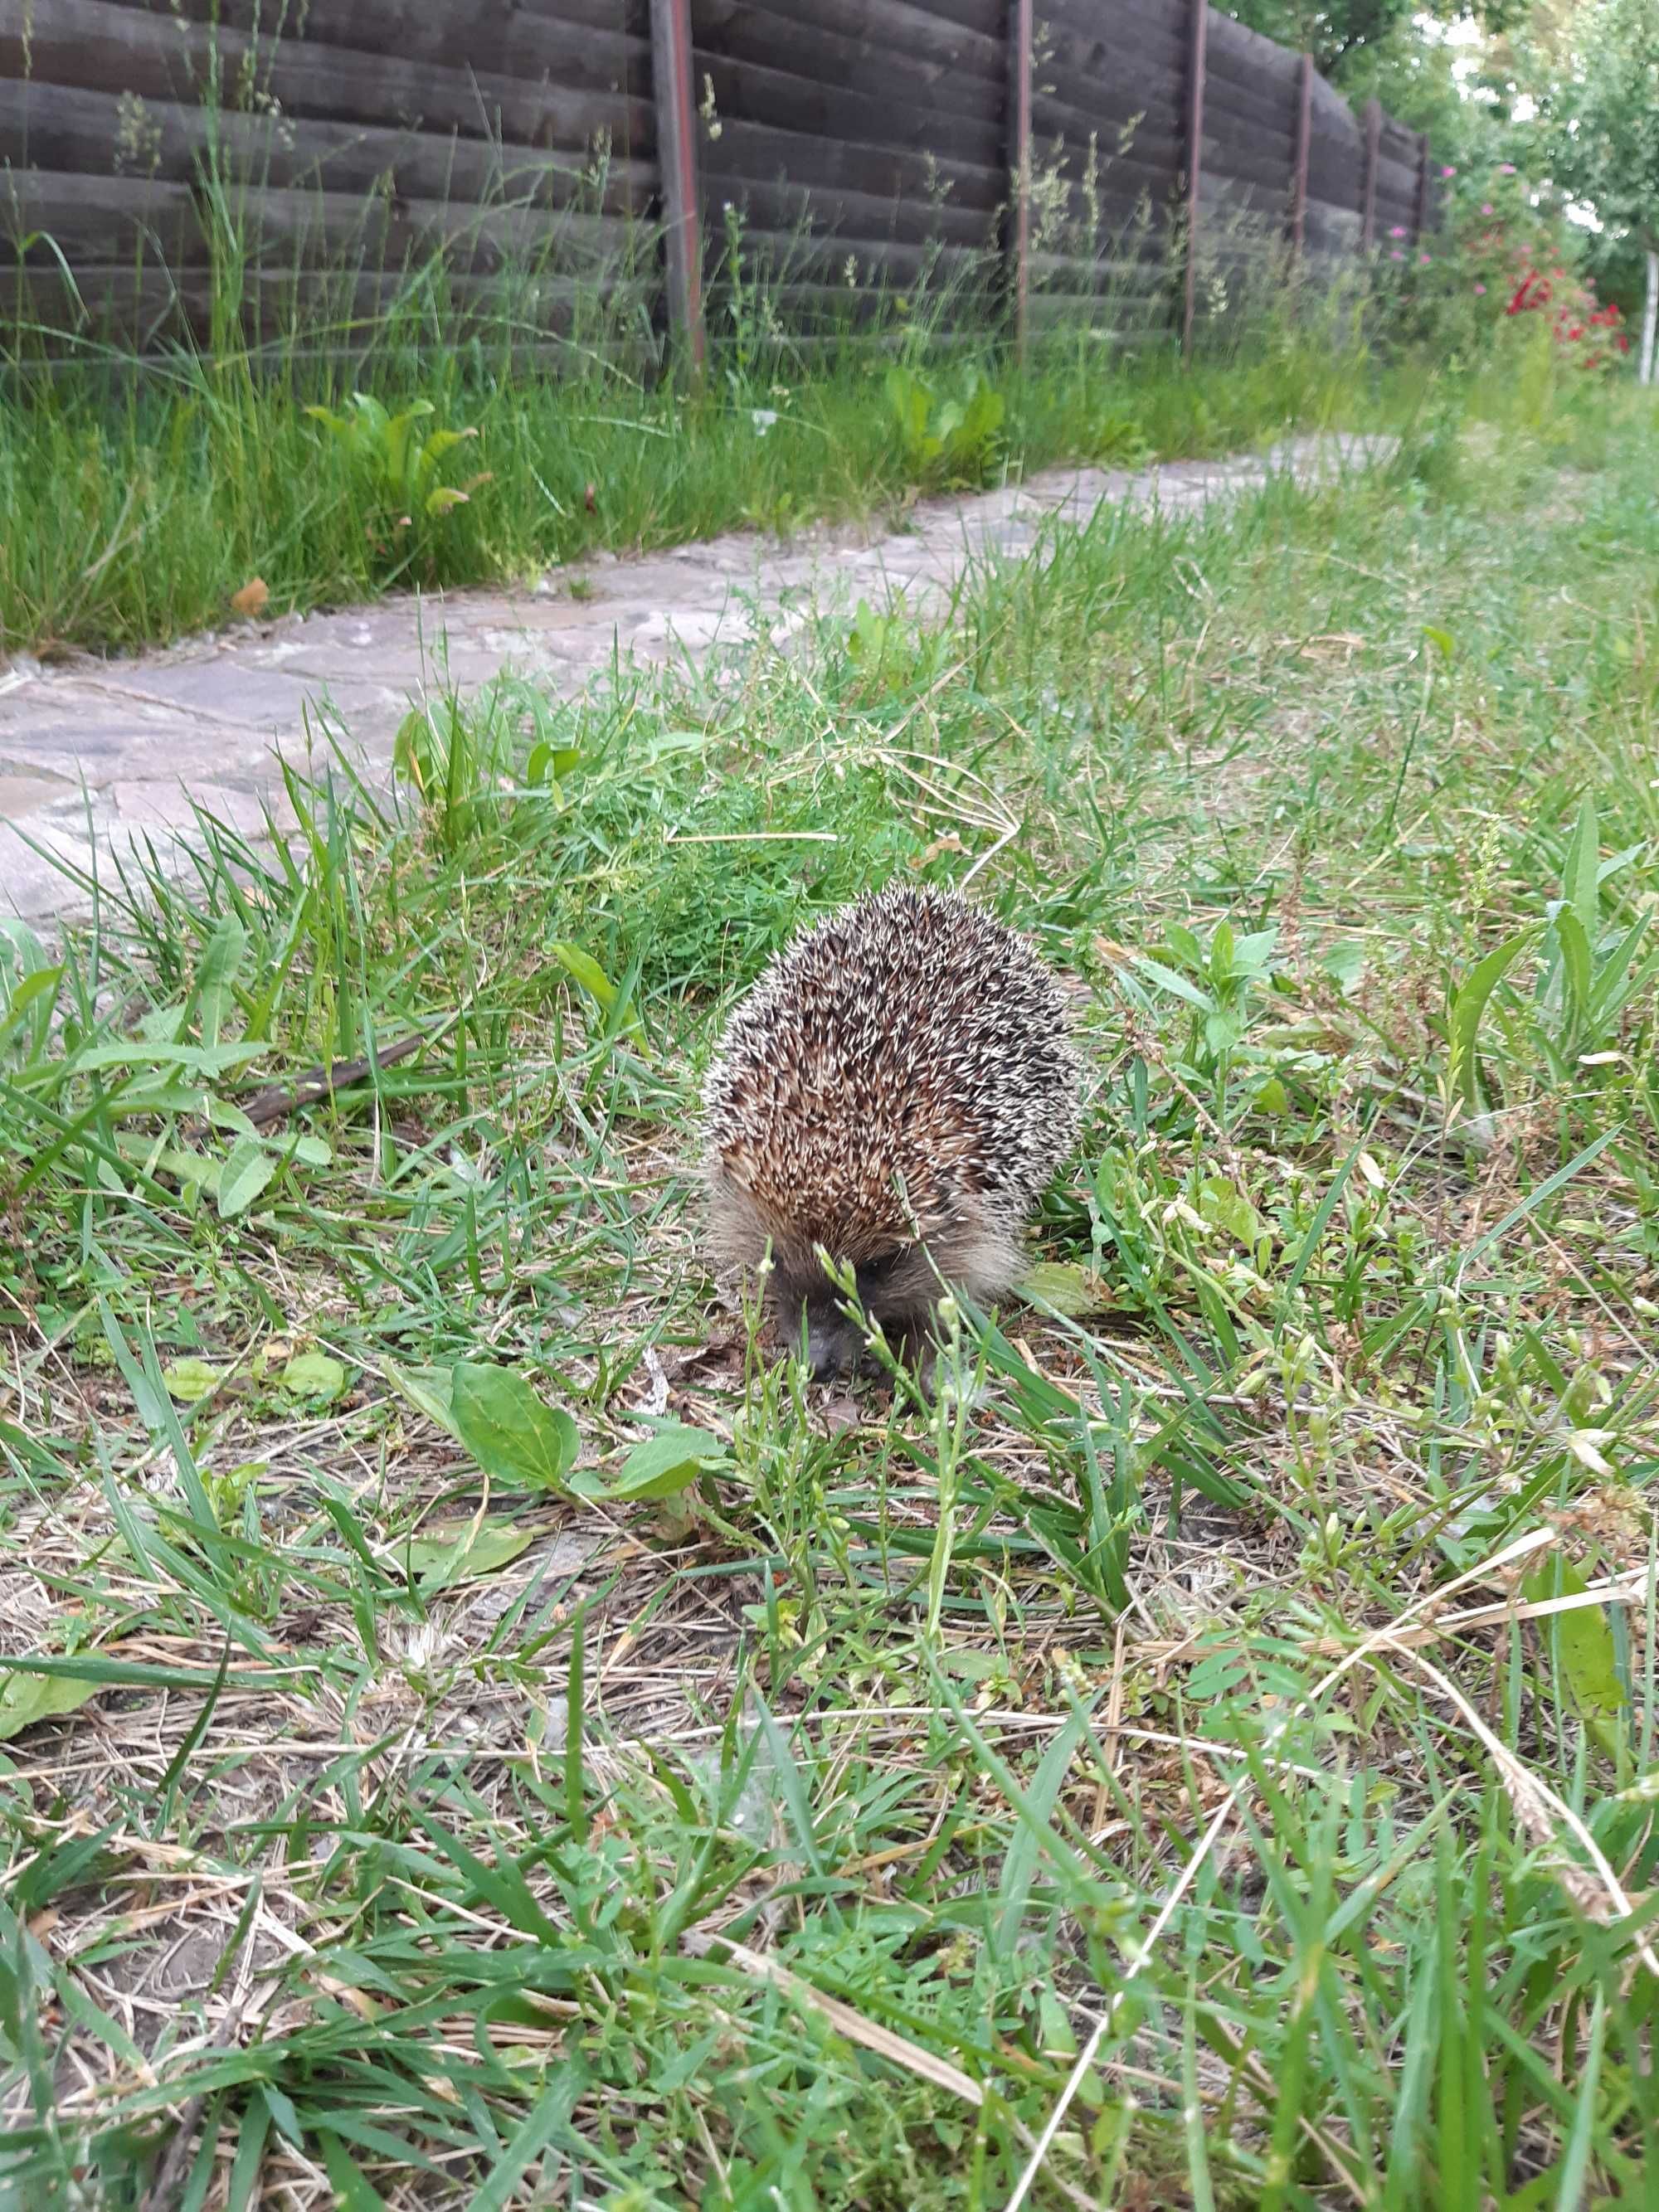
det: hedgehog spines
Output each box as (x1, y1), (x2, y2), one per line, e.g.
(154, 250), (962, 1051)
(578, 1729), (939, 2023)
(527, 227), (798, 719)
(701, 882), (1081, 1377)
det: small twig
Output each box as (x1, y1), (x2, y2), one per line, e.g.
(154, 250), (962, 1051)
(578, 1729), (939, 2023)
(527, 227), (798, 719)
(683, 1927), (984, 2106)
(1004, 1790), (1240, 2210)
(136, 1920), (258, 2212)
(236, 1028), (430, 1128)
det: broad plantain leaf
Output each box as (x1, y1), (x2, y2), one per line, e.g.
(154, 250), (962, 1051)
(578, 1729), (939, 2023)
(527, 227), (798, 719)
(577, 1422), (727, 1504)
(218, 1136), (277, 1220)
(451, 1363), (579, 1492)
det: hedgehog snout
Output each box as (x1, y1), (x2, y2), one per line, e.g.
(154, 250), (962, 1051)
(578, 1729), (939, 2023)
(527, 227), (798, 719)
(802, 1300), (867, 1382)
(765, 1244), (916, 1379)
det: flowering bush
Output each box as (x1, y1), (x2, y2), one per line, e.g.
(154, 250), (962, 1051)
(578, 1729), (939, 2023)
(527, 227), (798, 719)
(1500, 266), (1630, 372)
(1371, 160), (1631, 374)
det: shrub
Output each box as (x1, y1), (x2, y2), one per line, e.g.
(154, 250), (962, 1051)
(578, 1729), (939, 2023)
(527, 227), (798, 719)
(1374, 160), (1631, 373)
(883, 363), (1006, 488)
(304, 391), (489, 571)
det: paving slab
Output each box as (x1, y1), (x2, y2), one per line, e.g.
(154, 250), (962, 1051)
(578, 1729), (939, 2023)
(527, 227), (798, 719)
(1, 433), (1394, 928)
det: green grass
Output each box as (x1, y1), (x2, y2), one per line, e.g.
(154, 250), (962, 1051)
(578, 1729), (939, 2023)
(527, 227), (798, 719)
(3, 342), (1659, 2208)
(0, 230), (1387, 661)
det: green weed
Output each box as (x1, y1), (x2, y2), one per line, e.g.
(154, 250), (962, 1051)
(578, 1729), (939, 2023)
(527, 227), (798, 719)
(883, 362), (1008, 488)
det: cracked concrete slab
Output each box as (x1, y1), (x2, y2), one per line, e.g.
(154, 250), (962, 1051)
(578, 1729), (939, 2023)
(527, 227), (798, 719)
(1, 432), (1394, 928)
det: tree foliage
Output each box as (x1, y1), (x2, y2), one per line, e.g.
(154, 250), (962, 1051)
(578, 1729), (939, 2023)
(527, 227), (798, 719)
(1221, 0), (1527, 84)
(1539, 0), (1659, 252)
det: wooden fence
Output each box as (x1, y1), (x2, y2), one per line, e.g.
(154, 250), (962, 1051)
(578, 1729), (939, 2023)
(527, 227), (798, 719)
(0, 0), (1438, 364)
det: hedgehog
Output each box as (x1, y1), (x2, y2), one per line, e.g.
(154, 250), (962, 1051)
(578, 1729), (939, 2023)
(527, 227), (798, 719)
(700, 883), (1082, 1378)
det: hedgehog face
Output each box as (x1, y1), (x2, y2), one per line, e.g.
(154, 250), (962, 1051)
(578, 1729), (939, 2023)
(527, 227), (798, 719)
(773, 1242), (941, 1380)
(706, 1164), (1032, 1380)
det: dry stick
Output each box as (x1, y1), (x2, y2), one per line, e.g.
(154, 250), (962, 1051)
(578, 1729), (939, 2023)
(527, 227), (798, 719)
(1005, 1523), (1578, 2209)
(683, 1928), (985, 2105)
(1003, 1790), (1240, 2212)
(136, 1913), (259, 2212)
(1396, 1641), (1659, 1981)
(236, 1028), (430, 1127)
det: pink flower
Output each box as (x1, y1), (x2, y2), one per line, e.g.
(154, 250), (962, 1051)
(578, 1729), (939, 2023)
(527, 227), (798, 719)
(1498, 163), (1516, 175)
(1481, 203), (1493, 214)
(1442, 164), (1457, 177)
(1390, 250), (1404, 260)
(1473, 283), (1486, 294)
(1389, 225), (1408, 237)
(1418, 251), (1431, 264)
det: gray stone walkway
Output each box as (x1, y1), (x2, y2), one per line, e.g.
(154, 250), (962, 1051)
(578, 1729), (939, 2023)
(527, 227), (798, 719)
(1, 433), (1393, 926)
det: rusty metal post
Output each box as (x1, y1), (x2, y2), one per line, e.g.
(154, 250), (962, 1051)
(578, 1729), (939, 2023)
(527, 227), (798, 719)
(1008, 0), (1034, 361)
(1182, 0), (1207, 357)
(1413, 129), (1431, 240)
(650, 0), (705, 374)
(1289, 50), (1311, 258)
(1360, 97), (1380, 255)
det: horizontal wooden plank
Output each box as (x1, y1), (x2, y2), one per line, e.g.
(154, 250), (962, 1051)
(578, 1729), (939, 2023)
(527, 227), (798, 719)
(1374, 156), (1419, 204)
(1029, 248), (1170, 294)
(1042, 0), (1187, 66)
(703, 223), (990, 284)
(0, 81), (654, 220)
(747, 326), (992, 357)
(1036, 17), (1186, 110)
(1306, 150), (1365, 205)
(0, 170), (199, 263)
(891, 0), (1007, 35)
(703, 170), (995, 250)
(1019, 167), (1175, 247)
(698, 115), (1001, 211)
(0, 0), (653, 157)
(1201, 6), (1302, 90)
(16, 256), (654, 319)
(1379, 118), (1420, 162)
(1028, 52), (1184, 146)
(1306, 70), (1359, 134)
(1200, 70), (1298, 148)
(1373, 197), (1421, 232)
(1200, 135), (1297, 197)
(509, 0), (653, 32)
(1027, 294), (1171, 335)
(1030, 101), (1183, 185)
(0, 168), (649, 280)
(1306, 110), (1365, 154)
(686, 4), (1002, 132)
(110, 0), (650, 101)
(1200, 171), (1289, 215)
(16, 263), (664, 362)
(1304, 202), (1362, 241)
(693, 0), (1005, 82)
(706, 275), (997, 328)
(692, 48), (1004, 168)
(242, 188), (647, 275)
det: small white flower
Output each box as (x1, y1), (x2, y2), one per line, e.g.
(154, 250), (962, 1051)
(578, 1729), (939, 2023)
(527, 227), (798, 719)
(750, 408), (778, 436)
(1565, 1428), (1617, 1475)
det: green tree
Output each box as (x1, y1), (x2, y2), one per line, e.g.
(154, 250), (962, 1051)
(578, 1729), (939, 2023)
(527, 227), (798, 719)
(1540, 0), (1659, 380)
(1221, 0), (1527, 83)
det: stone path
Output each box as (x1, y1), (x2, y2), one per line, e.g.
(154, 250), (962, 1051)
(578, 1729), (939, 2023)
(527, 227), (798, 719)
(1, 433), (1394, 927)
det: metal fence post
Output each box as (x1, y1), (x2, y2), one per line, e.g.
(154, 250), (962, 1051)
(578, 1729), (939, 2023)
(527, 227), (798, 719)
(1182, 0), (1207, 357)
(650, 0), (706, 373)
(1008, 0), (1033, 361)
(1289, 51), (1311, 260)
(1413, 129), (1430, 240)
(1360, 96), (1380, 255)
